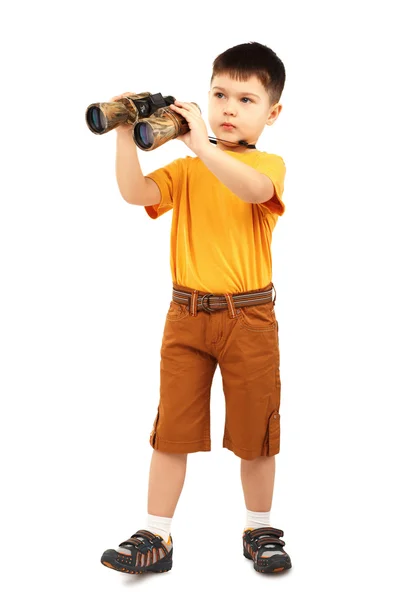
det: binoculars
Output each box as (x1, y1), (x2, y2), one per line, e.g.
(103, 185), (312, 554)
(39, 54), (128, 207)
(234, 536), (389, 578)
(85, 92), (200, 151)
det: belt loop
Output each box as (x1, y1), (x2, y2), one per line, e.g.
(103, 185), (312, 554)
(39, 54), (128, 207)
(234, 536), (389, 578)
(190, 290), (199, 317)
(224, 293), (237, 319)
(271, 282), (277, 306)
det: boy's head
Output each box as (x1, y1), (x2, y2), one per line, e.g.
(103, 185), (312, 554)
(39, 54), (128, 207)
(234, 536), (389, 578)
(208, 42), (285, 151)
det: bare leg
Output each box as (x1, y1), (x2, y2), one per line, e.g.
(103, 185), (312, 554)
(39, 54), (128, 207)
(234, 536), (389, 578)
(240, 455), (276, 512)
(147, 449), (188, 517)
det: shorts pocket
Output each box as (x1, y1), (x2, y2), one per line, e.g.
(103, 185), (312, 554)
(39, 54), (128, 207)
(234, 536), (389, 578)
(238, 303), (276, 332)
(166, 300), (190, 322)
(266, 410), (280, 456)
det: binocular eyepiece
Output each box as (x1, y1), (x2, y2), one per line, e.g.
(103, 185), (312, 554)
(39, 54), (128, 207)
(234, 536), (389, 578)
(85, 92), (200, 151)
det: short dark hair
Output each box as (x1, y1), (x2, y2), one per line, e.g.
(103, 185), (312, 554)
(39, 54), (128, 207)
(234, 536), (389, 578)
(211, 41), (286, 106)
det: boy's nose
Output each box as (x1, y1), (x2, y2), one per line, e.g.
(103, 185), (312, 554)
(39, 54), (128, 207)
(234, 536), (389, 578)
(224, 106), (236, 116)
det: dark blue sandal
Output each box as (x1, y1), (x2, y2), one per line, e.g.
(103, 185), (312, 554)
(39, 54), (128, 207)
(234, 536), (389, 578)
(243, 526), (292, 573)
(101, 529), (173, 574)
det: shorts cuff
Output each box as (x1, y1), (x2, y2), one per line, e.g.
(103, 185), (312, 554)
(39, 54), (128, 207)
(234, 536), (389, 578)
(150, 437), (211, 453)
(223, 438), (279, 460)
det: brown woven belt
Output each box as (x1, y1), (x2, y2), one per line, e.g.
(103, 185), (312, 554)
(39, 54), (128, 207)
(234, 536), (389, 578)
(172, 285), (275, 314)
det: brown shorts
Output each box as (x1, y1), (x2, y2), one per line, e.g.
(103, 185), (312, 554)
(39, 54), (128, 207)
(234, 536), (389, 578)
(149, 282), (281, 460)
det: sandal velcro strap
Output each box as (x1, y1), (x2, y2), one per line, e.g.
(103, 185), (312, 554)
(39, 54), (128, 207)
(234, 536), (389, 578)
(135, 530), (165, 545)
(120, 538), (142, 549)
(119, 529), (166, 552)
(253, 536), (286, 551)
(245, 526), (284, 541)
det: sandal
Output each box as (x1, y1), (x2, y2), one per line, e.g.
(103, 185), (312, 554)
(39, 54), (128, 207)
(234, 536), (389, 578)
(101, 529), (173, 574)
(243, 526), (292, 573)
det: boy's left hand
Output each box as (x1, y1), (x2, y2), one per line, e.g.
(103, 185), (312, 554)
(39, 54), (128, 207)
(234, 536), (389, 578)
(168, 101), (209, 156)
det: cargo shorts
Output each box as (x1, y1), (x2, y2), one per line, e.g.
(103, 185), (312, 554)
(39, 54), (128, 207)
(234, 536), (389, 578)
(149, 282), (281, 460)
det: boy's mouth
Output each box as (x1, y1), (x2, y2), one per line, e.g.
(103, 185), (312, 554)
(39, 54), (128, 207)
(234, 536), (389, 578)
(221, 122), (235, 130)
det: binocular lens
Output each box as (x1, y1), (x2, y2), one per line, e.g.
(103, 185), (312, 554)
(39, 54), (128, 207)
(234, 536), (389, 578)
(87, 106), (107, 133)
(135, 122), (154, 149)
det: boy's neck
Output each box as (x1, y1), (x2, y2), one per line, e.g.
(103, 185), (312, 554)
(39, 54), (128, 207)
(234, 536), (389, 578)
(216, 142), (257, 154)
(223, 147), (257, 154)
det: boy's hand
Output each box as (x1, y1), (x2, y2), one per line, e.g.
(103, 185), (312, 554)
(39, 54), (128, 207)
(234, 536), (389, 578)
(169, 101), (209, 156)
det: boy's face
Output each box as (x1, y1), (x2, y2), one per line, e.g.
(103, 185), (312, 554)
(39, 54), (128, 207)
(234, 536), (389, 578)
(208, 73), (282, 152)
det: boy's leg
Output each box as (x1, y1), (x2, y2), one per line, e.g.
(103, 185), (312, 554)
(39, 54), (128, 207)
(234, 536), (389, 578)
(148, 449), (188, 517)
(241, 455), (292, 573)
(240, 455), (275, 512)
(101, 449), (187, 571)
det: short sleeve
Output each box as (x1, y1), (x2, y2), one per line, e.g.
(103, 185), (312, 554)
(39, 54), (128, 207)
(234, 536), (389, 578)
(254, 153), (286, 217)
(144, 158), (184, 220)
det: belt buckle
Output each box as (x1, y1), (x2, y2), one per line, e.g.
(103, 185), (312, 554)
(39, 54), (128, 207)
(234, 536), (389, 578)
(200, 293), (214, 313)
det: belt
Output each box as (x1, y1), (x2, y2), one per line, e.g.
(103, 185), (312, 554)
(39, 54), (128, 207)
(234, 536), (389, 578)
(172, 284), (276, 317)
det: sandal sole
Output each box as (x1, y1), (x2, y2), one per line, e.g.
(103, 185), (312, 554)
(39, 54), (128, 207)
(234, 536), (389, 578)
(101, 550), (172, 574)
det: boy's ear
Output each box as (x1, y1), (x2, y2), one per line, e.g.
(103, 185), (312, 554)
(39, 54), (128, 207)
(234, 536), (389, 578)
(266, 103), (283, 125)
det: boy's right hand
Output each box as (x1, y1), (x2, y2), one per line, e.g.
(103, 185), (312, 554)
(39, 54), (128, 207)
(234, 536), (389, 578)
(110, 92), (137, 133)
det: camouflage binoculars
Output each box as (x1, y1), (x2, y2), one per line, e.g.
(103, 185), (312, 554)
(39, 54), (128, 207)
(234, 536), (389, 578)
(85, 92), (200, 151)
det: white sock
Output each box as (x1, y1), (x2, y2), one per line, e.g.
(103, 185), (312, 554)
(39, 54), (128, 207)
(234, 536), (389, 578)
(245, 509), (271, 530)
(145, 513), (173, 543)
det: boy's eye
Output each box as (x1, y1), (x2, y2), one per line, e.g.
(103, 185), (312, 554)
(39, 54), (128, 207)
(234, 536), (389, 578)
(214, 92), (252, 103)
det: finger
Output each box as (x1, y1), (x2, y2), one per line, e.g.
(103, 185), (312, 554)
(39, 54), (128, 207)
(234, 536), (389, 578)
(174, 102), (190, 110)
(176, 101), (194, 110)
(173, 101), (191, 109)
(170, 104), (188, 112)
(174, 102), (200, 116)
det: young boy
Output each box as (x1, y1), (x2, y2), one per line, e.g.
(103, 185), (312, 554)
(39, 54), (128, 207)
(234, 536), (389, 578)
(101, 41), (292, 576)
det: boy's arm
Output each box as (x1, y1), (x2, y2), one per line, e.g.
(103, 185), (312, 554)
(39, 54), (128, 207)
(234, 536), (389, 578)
(167, 100), (278, 206)
(115, 128), (161, 206)
(197, 145), (274, 205)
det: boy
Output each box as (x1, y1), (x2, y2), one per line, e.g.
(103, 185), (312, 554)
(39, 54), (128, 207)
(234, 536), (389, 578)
(101, 41), (292, 576)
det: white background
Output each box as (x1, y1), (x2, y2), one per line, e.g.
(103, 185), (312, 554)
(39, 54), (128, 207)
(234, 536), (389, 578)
(1, 0), (399, 598)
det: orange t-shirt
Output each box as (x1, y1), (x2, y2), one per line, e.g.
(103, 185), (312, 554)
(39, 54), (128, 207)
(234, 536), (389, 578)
(144, 149), (286, 294)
